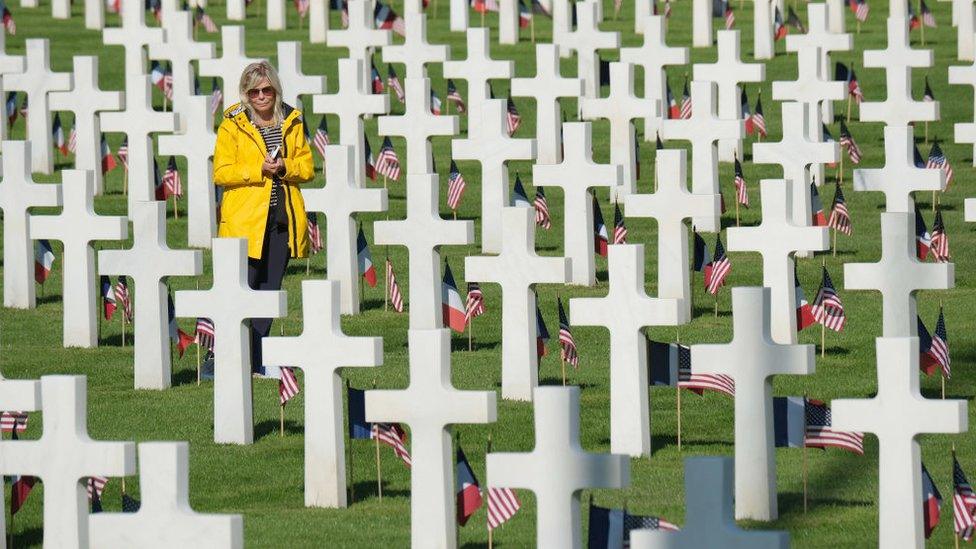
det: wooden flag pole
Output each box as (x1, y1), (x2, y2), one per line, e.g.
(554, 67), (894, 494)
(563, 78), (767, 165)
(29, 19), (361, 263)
(481, 7), (485, 26)
(940, 300), (946, 399)
(954, 445), (960, 549)
(531, 16), (535, 43)
(486, 432), (494, 549)
(346, 381), (356, 504)
(735, 197), (740, 227)
(920, 0), (926, 46)
(838, 149), (845, 186)
(280, 402), (285, 437)
(832, 227), (837, 257)
(676, 330), (682, 451)
(846, 91), (853, 123)
(714, 290), (719, 317)
(384, 254), (389, 311)
(121, 314), (126, 347)
(468, 317), (473, 352)
(373, 378), (382, 500)
(196, 340), (201, 385)
(122, 477), (127, 494)
(802, 440), (808, 513)
(173, 194), (179, 219)
(821, 258), (827, 356)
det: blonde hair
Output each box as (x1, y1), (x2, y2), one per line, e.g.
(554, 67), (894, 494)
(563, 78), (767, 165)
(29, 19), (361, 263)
(239, 61), (285, 126)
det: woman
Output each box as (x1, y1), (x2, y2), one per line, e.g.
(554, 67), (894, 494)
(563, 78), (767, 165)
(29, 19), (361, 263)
(213, 61), (314, 375)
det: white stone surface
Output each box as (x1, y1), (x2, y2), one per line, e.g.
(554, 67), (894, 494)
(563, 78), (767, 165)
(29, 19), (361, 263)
(29, 170), (127, 348)
(533, 122), (622, 286)
(103, 0), (165, 90)
(853, 126), (945, 212)
(844, 212), (954, 337)
(465, 207), (569, 402)
(366, 329), (496, 549)
(0, 348), (40, 544)
(89, 442), (244, 548)
(148, 11), (215, 133)
(174, 239), (288, 445)
(620, 16), (688, 138)
(727, 181), (829, 344)
(785, 3), (852, 124)
(571, 244), (685, 457)
(566, 1), (620, 100)
(631, 457), (790, 548)
(326, 0), (391, 89)
(267, 0), (285, 30)
(0, 376), (136, 549)
(0, 32), (23, 144)
(833, 338), (967, 547)
(860, 17), (939, 126)
(499, 0), (519, 44)
(949, 57), (976, 163)
(660, 81), (743, 232)
(693, 31), (765, 162)
(85, 0), (104, 29)
(197, 26), (264, 108)
(99, 201), (202, 389)
(227, 0), (245, 20)
(49, 56), (123, 195)
(309, 0), (330, 43)
(955, 0), (975, 61)
(276, 42), (326, 108)
(754, 0), (773, 59)
(383, 9), (448, 78)
(263, 281), (382, 508)
(453, 100), (536, 254)
(374, 174), (473, 329)
(692, 287), (815, 521)
(0, 141), (61, 310)
(444, 29), (515, 123)
(450, 0), (469, 30)
(378, 77), (458, 175)
(826, 0), (846, 33)
(487, 386), (629, 548)
(625, 149), (719, 320)
(510, 43), (580, 165)
(4, 39), (72, 175)
(693, 0), (713, 47)
(302, 145), (387, 315)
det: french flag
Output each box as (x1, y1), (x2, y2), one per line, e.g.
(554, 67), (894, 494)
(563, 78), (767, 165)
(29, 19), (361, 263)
(357, 227), (377, 288)
(922, 462), (943, 539)
(772, 396), (806, 448)
(794, 271), (816, 331)
(441, 261), (467, 333)
(100, 275), (117, 320)
(455, 447), (483, 526)
(34, 239), (54, 284)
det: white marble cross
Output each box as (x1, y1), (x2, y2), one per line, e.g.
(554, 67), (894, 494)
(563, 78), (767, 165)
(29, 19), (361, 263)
(487, 386), (629, 548)
(853, 126), (945, 212)
(198, 27), (264, 108)
(101, 77), (179, 209)
(366, 329), (496, 548)
(89, 442), (243, 548)
(752, 102), (838, 228)
(0, 346), (40, 543)
(833, 338), (967, 547)
(581, 62), (657, 199)
(174, 239), (288, 445)
(382, 10), (448, 78)
(0, 375), (136, 549)
(444, 28), (514, 123)
(276, 42), (326, 108)
(378, 77), (458, 174)
(498, 0), (519, 44)
(728, 181), (829, 344)
(510, 43), (580, 165)
(0, 141), (61, 310)
(954, 0), (975, 61)
(302, 145), (387, 314)
(49, 56), (123, 195)
(148, 11), (215, 133)
(571, 244), (685, 457)
(692, 287), (815, 521)
(826, 0), (846, 32)
(465, 207), (569, 401)
(29, 170), (127, 348)
(268, 0), (286, 30)
(326, 0), (391, 90)
(313, 59), (389, 185)
(552, 0), (574, 58)
(309, 0), (330, 43)
(754, 0), (774, 59)
(453, 100), (536, 254)
(693, 0), (714, 47)
(98, 201), (202, 389)
(566, 1), (620, 100)
(950, 57), (976, 161)
(84, 0), (105, 29)
(860, 17), (939, 127)
(625, 149), (718, 320)
(158, 96), (218, 248)
(784, 3), (853, 124)
(631, 457), (790, 548)
(263, 280), (382, 508)
(620, 16), (688, 138)
(375, 174), (473, 329)
(660, 81), (743, 232)
(4, 39), (72, 175)
(227, 0), (245, 20)
(103, 0), (165, 90)
(844, 212), (954, 337)
(693, 31), (765, 162)
(533, 122), (622, 286)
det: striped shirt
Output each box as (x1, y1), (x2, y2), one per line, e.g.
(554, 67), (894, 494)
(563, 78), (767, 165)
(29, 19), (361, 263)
(253, 121), (284, 210)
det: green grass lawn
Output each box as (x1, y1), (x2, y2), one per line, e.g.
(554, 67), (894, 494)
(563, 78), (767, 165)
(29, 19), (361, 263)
(1, 0), (975, 546)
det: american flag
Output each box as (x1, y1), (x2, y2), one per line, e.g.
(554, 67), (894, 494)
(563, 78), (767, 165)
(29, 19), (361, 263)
(6, 91), (17, 128)
(804, 398), (864, 454)
(557, 298), (579, 369)
(752, 94), (766, 137)
(447, 160), (466, 210)
(811, 266), (845, 332)
(162, 155), (183, 198)
(194, 6), (218, 31)
(931, 307), (950, 378)
(373, 423), (412, 466)
(375, 136), (401, 181)
(704, 234), (731, 295)
(374, 0), (406, 36)
(210, 78), (223, 116)
(679, 79), (692, 119)
(954, 456), (976, 541)
(849, 0), (869, 22)
(387, 65), (405, 103)
(114, 276), (133, 322)
(465, 282), (485, 322)
(733, 157), (748, 207)
(307, 212), (323, 253)
(827, 182), (852, 236)
(930, 209), (950, 262)
(67, 127), (77, 154)
(506, 97), (521, 136)
(162, 63), (174, 101)
(724, 2), (734, 28)
(312, 117), (329, 159)
(386, 258), (405, 312)
(87, 476), (108, 502)
(624, 513), (681, 536)
(612, 203), (627, 244)
(534, 186), (551, 229)
(920, 0), (936, 27)
(279, 367), (300, 405)
(195, 317), (215, 351)
(837, 63), (864, 103)
(926, 142), (954, 187)
(430, 88), (443, 115)
(675, 343), (735, 397)
(446, 79), (466, 113)
(294, 0), (310, 17)
(487, 486), (521, 529)
(838, 121), (862, 164)
(0, 411), (28, 433)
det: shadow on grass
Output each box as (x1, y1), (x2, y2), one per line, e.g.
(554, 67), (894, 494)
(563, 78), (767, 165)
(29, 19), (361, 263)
(461, 543), (489, 549)
(255, 419), (305, 440)
(818, 346), (851, 356)
(172, 367), (203, 387)
(349, 480), (410, 501)
(535, 377), (596, 389)
(692, 305), (732, 318)
(361, 298), (403, 312)
(286, 263), (326, 276)
(451, 338), (500, 353)
(778, 491), (873, 513)
(921, 387), (972, 400)
(36, 292), (63, 305)
(8, 527), (42, 547)
(649, 433), (733, 455)
(98, 333), (126, 347)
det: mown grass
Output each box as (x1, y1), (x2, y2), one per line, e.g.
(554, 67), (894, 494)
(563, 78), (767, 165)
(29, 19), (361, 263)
(1, 0), (975, 546)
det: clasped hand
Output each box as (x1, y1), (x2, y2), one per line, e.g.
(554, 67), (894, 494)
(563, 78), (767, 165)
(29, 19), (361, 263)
(261, 154), (284, 178)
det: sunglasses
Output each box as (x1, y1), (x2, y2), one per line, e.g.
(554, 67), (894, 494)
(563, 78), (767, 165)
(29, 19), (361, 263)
(247, 86), (276, 99)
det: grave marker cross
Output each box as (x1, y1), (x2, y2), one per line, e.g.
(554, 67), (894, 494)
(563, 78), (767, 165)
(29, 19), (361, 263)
(510, 43), (581, 165)
(619, 16), (689, 138)
(949, 54), (976, 160)
(784, 3), (853, 124)
(326, 0), (391, 88)
(102, 0), (165, 89)
(443, 28), (514, 122)
(860, 18), (939, 127)
(565, 1), (620, 100)
(276, 42), (326, 108)
(197, 26), (264, 108)
(148, 11), (216, 133)
(853, 126), (945, 213)
(378, 77), (458, 174)
(382, 9), (449, 78)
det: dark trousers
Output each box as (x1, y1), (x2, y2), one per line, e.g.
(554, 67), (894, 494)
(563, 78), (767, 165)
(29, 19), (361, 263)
(248, 221), (290, 374)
